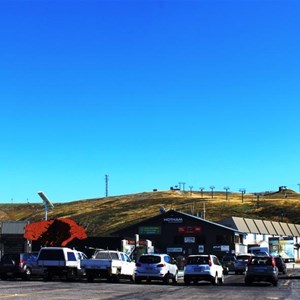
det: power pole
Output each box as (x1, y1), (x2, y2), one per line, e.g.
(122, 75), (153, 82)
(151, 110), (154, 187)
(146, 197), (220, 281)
(199, 187), (205, 198)
(224, 187), (230, 201)
(210, 186), (215, 199)
(239, 188), (246, 203)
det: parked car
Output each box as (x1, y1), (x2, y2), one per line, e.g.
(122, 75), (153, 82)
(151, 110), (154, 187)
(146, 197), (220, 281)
(184, 254), (224, 285)
(274, 256), (287, 274)
(134, 254), (178, 284)
(234, 254), (253, 274)
(245, 256), (278, 286)
(221, 254), (236, 274)
(0, 252), (42, 280)
(37, 247), (85, 281)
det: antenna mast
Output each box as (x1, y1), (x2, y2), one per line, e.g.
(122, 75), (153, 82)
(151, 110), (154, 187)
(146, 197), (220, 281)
(105, 174), (109, 197)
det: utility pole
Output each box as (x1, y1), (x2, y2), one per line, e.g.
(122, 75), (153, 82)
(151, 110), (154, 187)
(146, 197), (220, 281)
(210, 186), (215, 199)
(180, 182), (186, 191)
(105, 174), (109, 197)
(224, 187), (230, 201)
(239, 188), (246, 203)
(199, 187), (205, 198)
(189, 186), (193, 193)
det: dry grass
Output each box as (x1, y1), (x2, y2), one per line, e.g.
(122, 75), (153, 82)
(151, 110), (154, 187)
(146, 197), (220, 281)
(0, 189), (299, 236)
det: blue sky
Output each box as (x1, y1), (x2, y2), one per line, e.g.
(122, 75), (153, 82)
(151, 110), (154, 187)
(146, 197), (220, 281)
(1, 0), (300, 203)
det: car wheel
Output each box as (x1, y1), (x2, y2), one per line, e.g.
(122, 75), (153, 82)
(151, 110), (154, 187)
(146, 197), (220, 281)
(135, 277), (141, 284)
(43, 271), (52, 281)
(0, 274), (7, 281)
(184, 277), (190, 285)
(211, 274), (218, 285)
(218, 273), (225, 285)
(163, 273), (170, 285)
(172, 272), (178, 284)
(87, 274), (94, 283)
(22, 268), (32, 281)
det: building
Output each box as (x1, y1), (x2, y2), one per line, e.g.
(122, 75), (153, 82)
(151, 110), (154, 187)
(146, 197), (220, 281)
(219, 217), (300, 261)
(112, 209), (244, 258)
(0, 221), (31, 257)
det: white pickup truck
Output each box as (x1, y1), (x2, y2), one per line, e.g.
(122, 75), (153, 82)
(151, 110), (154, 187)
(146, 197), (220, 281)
(80, 250), (136, 282)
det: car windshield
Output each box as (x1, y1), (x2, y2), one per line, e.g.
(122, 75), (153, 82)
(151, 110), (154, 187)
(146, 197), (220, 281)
(222, 256), (236, 262)
(249, 257), (273, 266)
(187, 256), (209, 265)
(139, 256), (161, 264)
(236, 255), (251, 261)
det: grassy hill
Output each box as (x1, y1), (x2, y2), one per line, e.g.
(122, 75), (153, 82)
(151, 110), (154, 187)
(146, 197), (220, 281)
(1, 189), (300, 237)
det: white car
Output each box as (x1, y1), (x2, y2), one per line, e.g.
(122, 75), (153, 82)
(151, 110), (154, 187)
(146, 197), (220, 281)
(135, 254), (178, 284)
(184, 254), (224, 285)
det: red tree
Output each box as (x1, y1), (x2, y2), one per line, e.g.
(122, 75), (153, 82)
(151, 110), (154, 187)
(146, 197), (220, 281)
(24, 218), (87, 247)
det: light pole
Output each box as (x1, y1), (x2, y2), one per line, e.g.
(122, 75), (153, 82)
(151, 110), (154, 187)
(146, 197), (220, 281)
(210, 186), (215, 199)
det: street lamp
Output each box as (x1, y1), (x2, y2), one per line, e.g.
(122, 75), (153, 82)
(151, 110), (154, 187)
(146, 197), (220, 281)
(37, 191), (54, 220)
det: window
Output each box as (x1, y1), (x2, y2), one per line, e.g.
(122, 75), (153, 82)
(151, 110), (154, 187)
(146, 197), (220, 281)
(187, 256), (208, 265)
(38, 250), (64, 260)
(139, 255), (161, 264)
(67, 252), (76, 261)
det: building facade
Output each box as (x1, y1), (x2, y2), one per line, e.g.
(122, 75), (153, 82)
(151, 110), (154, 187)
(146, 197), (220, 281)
(113, 210), (243, 259)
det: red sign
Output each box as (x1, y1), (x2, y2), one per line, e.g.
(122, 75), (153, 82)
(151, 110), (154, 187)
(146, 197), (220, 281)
(178, 226), (202, 234)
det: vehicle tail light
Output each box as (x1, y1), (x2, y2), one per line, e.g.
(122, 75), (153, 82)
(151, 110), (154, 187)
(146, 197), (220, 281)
(157, 263), (166, 268)
(247, 257), (252, 266)
(271, 258), (276, 267)
(208, 255), (212, 266)
(19, 259), (25, 268)
(136, 262), (141, 267)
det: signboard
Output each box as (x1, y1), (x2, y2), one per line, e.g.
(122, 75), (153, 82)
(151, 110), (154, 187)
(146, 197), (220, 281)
(269, 237), (294, 259)
(163, 217), (183, 223)
(138, 226), (161, 235)
(198, 245), (204, 253)
(167, 247), (183, 253)
(184, 237), (195, 243)
(213, 245), (230, 252)
(178, 226), (202, 234)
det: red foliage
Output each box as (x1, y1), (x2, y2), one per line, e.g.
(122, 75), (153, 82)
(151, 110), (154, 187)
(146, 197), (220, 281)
(24, 218), (87, 247)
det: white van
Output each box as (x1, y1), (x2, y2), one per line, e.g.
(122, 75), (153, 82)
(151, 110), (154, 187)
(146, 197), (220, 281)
(37, 247), (84, 281)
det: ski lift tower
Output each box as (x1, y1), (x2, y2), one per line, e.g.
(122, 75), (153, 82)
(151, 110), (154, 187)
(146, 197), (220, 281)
(37, 191), (54, 220)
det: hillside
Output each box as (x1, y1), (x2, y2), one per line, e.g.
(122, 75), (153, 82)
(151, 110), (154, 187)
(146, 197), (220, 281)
(1, 189), (300, 236)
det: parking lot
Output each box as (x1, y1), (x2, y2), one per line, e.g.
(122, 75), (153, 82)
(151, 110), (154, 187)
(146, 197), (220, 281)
(0, 264), (299, 300)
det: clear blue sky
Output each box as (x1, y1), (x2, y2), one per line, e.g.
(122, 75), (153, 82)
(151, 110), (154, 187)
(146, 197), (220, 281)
(1, 0), (300, 203)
